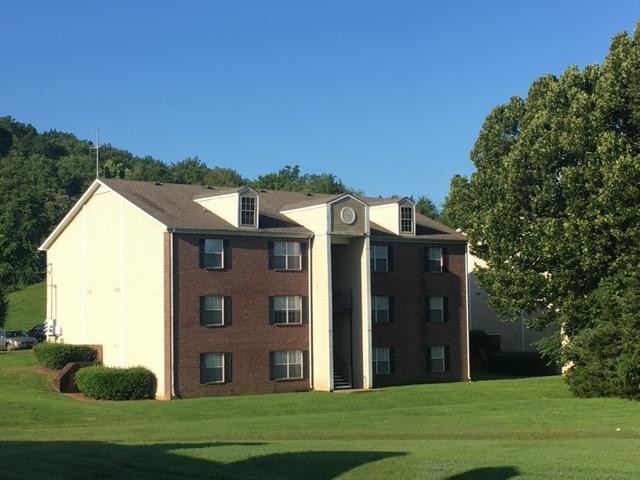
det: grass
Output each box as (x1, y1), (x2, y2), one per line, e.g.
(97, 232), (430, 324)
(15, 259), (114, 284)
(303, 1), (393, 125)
(5, 281), (45, 331)
(2, 351), (640, 479)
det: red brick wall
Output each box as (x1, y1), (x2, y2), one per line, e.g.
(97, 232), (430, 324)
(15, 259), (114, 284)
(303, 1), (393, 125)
(173, 234), (310, 397)
(371, 242), (468, 387)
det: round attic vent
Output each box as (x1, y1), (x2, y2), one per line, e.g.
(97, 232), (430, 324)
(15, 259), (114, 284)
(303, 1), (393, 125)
(340, 206), (356, 225)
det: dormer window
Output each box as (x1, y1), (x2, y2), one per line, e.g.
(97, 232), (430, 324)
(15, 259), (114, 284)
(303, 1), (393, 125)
(400, 206), (413, 233)
(240, 196), (256, 227)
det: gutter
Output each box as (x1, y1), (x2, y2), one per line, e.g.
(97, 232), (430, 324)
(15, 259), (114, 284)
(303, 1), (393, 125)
(169, 228), (176, 398)
(307, 234), (314, 390)
(169, 227), (311, 239)
(464, 244), (471, 380)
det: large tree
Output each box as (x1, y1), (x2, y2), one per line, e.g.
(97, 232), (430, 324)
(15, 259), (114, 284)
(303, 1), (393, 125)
(442, 25), (640, 367)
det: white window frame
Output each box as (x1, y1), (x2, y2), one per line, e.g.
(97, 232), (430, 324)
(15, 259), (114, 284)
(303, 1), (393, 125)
(203, 238), (224, 269)
(400, 205), (414, 233)
(372, 296), (390, 324)
(271, 296), (303, 324)
(428, 296), (444, 323)
(427, 247), (443, 273)
(373, 347), (390, 375)
(240, 195), (257, 227)
(371, 245), (389, 272)
(201, 352), (225, 384)
(272, 241), (302, 270)
(272, 350), (303, 380)
(200, 295), (224, 326)
(430, 345), (446, 373)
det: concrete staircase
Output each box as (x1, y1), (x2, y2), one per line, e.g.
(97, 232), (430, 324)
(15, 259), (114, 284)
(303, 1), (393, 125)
(333, 369), (352, 390)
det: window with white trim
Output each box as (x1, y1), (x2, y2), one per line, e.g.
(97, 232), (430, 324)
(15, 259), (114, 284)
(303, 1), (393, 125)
(372, 296), (390, 324)
(370, 245), (389, 272)
(426, 247), (443, 273)
(271, 350), (303, 380)
(430, 345), (446, 373)
(271, 241), (301, 270)
(201, 239), (224, 269)
(200, 352), (224, 384)
(427, 296), (445, 323)
(270, 296), (302, 324)
(400, 206), (413, 233)
(240, 196), (256, 226)
(200, 295), (224, 326)
(373, 347), (390, 375)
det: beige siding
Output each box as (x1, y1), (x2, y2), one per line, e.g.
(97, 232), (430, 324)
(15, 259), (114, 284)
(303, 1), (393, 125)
(369, 203), (399, 235)
(194, 193), (239, 227)
(467, 254), (554, 352)
(282, 205), (328, 234)
(360, 236), (372, 388)
(46, 184), (168, 398)
(311, 234), (333, 391)
(330, 197), (366, 235)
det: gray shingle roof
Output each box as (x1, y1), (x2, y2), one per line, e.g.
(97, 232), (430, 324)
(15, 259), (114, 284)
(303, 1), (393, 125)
(101, 178), (466, 241)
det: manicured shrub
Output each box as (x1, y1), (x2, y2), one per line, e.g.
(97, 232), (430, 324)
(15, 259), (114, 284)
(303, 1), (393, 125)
(487, 351), (558, 377)
(75, 366), (156, 400)
(33, 343), (97, 369)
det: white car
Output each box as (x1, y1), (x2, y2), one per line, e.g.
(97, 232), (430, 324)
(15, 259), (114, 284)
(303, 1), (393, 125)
(0, 330), (38, 351)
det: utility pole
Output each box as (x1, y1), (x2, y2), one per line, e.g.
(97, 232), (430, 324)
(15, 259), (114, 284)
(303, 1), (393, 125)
(90, 129), (101, 178)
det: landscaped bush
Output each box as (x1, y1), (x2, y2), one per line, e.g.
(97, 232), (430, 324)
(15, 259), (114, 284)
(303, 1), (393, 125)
(33, 342), (97, 369)
(487, 351), (558, 377)
(75, 366), (156, 400)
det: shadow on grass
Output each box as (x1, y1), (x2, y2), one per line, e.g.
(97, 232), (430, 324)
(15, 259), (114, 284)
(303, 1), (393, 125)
(0, 441), (404, 480)
(447, 466), (520, 479)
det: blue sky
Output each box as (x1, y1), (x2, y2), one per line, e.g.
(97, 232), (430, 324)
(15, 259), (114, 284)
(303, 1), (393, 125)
(2, 1), (638, 204)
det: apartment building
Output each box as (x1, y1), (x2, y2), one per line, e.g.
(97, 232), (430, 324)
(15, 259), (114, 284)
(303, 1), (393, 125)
(39, 178), (469, 399)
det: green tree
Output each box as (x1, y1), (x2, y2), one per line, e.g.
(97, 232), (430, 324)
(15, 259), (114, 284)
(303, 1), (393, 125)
(0, 285), (7, 328)
(252, 165), (355, 194)
(415, 195), (440, 219)
(442, 24), (640, 370)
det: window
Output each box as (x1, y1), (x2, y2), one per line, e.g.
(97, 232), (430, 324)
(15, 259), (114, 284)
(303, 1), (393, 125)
(400, 206), (413, 233)
(270, 296), (302, 324)
(427, 296), (447, 323)
(200, 352), (225, 384)
(372, 296), (391, 324)
(270, 241), (302, 270)
(270, 350), (303, 380)
(373, 347), (391, 375)
(200, 295), (225, 326)
(240, 196), (256, 226)
(370, 245), (389, 272)
(200, 239), (224, 269)
(426, 247), (444, 273)
(428, 345), (448, 373)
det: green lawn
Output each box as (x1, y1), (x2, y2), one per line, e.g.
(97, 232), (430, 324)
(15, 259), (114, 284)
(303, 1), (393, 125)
(5, 281), (46, 331)
(2, 354), (640, 479)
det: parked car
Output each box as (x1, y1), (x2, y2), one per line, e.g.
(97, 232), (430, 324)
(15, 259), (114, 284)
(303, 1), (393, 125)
(0, 330), (38, 351)
(27, 324), (46, 342)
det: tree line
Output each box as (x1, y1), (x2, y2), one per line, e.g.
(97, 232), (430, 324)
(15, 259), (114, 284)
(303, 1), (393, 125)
(0, 117), (442, 298)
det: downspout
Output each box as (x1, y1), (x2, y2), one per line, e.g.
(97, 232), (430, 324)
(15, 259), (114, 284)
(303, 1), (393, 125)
(464, 244), (471, 380)
(307, 234), (314, 390)
(170, 229), (176, 398)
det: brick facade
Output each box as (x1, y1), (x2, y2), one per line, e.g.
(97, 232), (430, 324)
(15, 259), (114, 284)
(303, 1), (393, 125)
(173, 233), (310, 397)
(371, 241), (468, 387)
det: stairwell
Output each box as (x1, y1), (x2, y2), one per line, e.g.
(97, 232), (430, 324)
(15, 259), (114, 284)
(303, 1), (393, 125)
(333, 369), (352, 390)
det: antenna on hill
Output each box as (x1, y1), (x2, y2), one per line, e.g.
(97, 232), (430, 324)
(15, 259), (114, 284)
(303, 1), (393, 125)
(90, 129), (101, 178)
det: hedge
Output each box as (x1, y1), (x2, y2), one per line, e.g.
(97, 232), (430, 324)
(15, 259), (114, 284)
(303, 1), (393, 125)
(75, 366), (156, 400)
(487, 351), (558, 377)
(33, 343), (97, 369)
